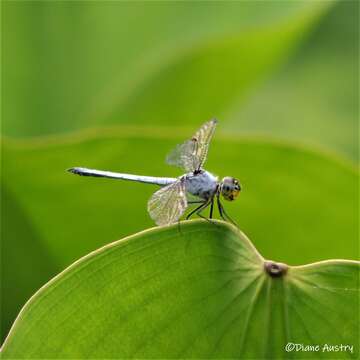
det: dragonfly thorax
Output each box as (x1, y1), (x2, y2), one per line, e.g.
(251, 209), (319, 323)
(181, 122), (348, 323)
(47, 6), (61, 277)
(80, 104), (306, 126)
(184, 170), (218, 200)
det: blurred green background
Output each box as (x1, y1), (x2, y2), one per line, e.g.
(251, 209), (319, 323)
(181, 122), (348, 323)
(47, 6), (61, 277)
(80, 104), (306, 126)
(1, 0), (358, 343)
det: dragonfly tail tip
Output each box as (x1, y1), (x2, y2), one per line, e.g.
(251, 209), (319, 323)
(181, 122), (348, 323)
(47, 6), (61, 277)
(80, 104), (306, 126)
(67, 167), (82, 175)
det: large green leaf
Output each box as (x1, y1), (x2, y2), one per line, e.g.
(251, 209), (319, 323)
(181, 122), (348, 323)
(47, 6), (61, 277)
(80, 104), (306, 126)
(2, 221), (358, 358)
(2, 1), (331, 137)
(0, 186), (58, 341)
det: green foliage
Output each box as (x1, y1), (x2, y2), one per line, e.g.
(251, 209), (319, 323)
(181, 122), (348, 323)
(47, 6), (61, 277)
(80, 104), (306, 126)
(3, 1), (358, 161)
(225, 0), (359, 161)
(2, 221), (359, 359)
(0, 187), (58, 342)
(2, 1), (331, 137)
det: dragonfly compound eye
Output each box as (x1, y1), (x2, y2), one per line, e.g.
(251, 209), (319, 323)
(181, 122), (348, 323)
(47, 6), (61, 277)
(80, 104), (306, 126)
(221, 177), (241, 201)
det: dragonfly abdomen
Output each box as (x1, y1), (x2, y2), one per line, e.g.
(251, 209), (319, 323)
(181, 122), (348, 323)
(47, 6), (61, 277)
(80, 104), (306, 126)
(68, 167), (177, 186)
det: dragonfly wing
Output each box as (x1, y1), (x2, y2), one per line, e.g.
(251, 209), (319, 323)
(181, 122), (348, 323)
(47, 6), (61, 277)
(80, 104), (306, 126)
(147, 180), (188, 226)
(166, 140), (197, 172)
(193, 119), (217, 169)
(166, 119), (217, 172)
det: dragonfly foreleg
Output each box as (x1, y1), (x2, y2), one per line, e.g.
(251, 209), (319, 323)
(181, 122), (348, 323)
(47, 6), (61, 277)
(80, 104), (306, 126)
(216, 195), (225, 221)
(216, 194), (237, 226)
(209, 197), (214, 219)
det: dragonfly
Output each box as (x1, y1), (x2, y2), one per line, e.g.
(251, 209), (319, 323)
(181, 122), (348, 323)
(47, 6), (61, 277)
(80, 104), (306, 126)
(68, 119), (241, 226)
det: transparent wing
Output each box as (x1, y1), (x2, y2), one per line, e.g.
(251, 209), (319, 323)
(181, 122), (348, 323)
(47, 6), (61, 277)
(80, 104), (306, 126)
(147, 180), (188, 226)
(193, 118), (218, 169)
(166, 140), (197, 172)
(166, 119), (217, 172)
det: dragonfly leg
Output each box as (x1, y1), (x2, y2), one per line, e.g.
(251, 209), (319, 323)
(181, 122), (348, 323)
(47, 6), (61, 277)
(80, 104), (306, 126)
(216, 195), (237, 226)
(193, 198), (215, 224)
(216, 195), (225, 221)
(196, 205), (213, 223)
(186, 201), (207, 220)
(209, 198), (214, 219)
(186, 198), (218, 224)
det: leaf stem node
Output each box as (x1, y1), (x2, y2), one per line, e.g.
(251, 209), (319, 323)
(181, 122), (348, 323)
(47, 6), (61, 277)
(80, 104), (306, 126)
(264, 260), (288, 278)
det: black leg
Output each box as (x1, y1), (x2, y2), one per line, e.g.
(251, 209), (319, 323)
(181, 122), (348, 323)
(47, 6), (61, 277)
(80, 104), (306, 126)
(186, 198), (215, 221)
(221, 204), (238, 226)
(216, 195), (237, 226)
(186, 202), (206, 220)
(216, 195), (225, 221)
(209, 198), (214, 219)
(188, 200), (204, 204)
(186, 198), (218, 226)
(195, 199), (213, 223)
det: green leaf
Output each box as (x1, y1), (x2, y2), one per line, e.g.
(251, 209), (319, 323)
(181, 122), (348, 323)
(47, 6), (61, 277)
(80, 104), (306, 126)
(2, 1), (331, 137)
(0, 186), (58, 341)
(2, 221), (358, 359)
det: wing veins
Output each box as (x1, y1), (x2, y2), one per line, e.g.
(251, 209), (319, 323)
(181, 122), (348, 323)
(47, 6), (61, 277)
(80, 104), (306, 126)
(166, 119), (217, 172)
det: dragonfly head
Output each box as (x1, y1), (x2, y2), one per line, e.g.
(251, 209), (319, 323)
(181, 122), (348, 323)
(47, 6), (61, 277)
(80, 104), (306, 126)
(220, 177), (241, 201)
